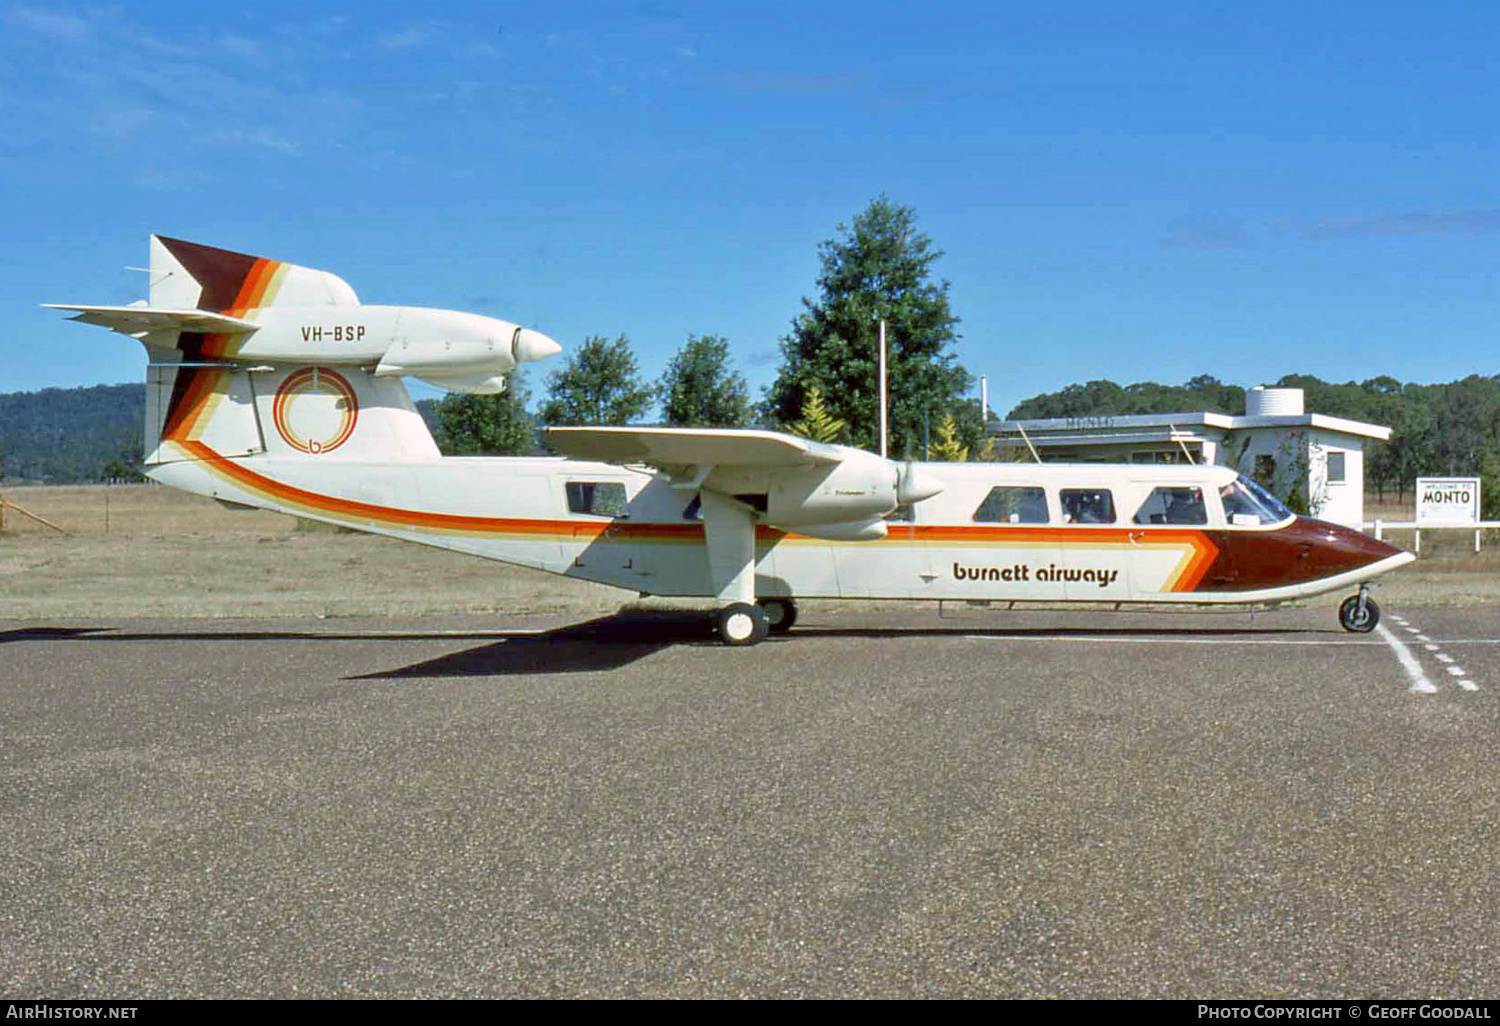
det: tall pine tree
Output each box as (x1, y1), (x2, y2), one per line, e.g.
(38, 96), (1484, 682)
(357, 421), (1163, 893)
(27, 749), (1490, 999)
(765, 196), (974, 457)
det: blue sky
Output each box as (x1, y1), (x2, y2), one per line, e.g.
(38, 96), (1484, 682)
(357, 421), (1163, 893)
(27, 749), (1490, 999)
(3, 0), (1499, 418)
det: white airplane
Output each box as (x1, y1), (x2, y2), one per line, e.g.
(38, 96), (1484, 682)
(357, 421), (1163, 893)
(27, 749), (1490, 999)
(51, 238), (1415, 645)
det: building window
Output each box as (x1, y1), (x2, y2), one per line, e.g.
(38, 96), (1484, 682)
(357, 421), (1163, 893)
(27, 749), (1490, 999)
(1326, 451), (1346, 485)
(1254, 454), (1277, 488)
(1132, 448), (1198, 465)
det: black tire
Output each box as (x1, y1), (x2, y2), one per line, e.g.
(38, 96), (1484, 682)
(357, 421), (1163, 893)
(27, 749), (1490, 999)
(718, 603), (768, 646)
(1338, 594), (1380, 633)
(758, 598), (798, 634)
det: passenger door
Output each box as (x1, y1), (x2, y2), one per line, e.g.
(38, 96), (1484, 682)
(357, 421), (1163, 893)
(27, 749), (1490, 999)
(1125, 484), (1214, 598)
(1058, 487), (1132, 600)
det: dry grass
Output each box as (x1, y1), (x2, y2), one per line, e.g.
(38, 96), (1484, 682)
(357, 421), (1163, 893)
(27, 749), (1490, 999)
(1, 484), (625, 619)
(2, 485), (1494, 619)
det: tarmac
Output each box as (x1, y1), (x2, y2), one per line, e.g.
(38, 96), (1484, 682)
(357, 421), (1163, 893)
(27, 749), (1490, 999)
(2, 603), (1498, 998)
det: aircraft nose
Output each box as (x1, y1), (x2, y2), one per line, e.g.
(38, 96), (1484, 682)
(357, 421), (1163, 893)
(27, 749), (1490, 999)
(513, 327), (562, 363)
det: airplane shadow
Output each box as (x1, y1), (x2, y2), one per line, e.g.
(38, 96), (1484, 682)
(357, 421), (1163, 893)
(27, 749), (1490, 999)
(0, 615), (1339, 680)
(359, 618), (1330, 680)
(353, 609), (723, 678)
(0, 626), (109, 645)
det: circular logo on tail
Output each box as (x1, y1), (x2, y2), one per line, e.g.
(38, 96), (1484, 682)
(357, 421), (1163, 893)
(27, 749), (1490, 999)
(272, 367), (358, 455)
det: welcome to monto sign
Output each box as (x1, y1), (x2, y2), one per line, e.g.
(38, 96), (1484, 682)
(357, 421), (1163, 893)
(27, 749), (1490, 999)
(1415, 476), (1481, 526)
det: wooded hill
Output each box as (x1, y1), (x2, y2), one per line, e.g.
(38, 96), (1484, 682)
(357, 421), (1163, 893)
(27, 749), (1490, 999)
(0, 383), (439, 484)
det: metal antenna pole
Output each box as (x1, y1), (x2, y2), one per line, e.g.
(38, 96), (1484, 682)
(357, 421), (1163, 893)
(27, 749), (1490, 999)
(878, 318), (888, 458)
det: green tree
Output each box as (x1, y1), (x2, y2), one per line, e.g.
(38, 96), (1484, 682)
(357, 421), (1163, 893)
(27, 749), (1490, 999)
(764, 196), (973, 457)
(658, 334), (751, 427)
(928, 414), (969, 461)
(1009, 375), (1244, 419)
(1433, 375), (1500, 476)
(540, 334), (653, 426)
(433, 372), (536, 455)
(1369, 398), (1437, 502)
(787, 386), (847, 443)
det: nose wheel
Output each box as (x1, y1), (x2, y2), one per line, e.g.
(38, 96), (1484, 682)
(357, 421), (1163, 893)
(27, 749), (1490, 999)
(1338, 587), (1380, 633)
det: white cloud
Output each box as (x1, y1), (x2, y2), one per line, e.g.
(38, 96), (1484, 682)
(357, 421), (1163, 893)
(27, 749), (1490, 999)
(6, 4), (91, 43)
(1302, 209), (1500, 240)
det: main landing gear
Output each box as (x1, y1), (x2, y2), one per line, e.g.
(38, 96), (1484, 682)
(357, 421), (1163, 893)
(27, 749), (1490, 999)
(758, 598), (798, 635)
(717, 603), (769, 646)
(714, 599), (798, 646)
(1338, 585), (1380, 633)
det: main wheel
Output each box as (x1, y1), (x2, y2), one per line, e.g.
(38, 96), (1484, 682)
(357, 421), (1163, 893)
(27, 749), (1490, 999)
(758, 598), (798, 634)
(1338, 594), (1380, 633)
(717, 602), (768, 646)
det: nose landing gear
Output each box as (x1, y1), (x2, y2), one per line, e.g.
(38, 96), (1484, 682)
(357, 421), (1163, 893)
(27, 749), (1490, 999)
(1338, 585), (1380, 633)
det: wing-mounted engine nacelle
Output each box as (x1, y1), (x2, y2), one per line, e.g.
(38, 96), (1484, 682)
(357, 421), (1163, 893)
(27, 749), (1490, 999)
(373, 309), (561, 394)
(785, 518), (889, 541)
(706, 447), (944, 538)
(763, 447), (899, 529)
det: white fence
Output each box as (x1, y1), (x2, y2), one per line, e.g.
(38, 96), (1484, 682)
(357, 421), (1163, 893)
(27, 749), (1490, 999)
(1364, 520), (1500, 554)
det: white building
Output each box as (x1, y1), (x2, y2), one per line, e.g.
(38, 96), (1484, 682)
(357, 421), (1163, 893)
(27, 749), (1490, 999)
(988, 387), (1390, 528)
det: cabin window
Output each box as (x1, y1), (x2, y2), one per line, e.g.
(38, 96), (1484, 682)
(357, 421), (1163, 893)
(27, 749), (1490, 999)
(682, 495), (702, 520)
(973, 486), (1048, 524)
(1059, 488), (1115, 524)
(1133, 486), (1207, 525)
(566, 481), (628, 518)
(1220, 476), (1294, 526)
(1326, 451), (1346, 484)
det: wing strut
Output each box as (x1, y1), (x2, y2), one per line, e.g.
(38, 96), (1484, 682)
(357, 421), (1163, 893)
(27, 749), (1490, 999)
(701, 491), (755, 604)
(699, 491), (768, 645)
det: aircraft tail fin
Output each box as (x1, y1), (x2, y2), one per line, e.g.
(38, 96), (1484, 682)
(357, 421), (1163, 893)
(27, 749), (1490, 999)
(144, 346), (440, 468)
(149, 235), (359, 312)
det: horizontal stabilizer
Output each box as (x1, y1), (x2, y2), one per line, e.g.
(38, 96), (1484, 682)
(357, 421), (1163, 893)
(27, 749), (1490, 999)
(43, 304), (261, 337)
(546, 426), (843, 469)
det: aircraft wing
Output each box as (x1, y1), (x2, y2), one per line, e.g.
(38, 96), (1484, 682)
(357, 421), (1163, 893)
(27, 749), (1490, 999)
(545, 426), (844, 470)
(43, 304), (261, 337)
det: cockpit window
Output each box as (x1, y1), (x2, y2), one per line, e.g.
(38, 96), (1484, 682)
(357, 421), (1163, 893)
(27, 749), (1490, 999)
(1060, 488), (1115, 524)
(973, 486), (1048, 523)
(1220, 475), (1294, 526)
(1134, 486), (1207, 525)
(566, 481), (629, 518)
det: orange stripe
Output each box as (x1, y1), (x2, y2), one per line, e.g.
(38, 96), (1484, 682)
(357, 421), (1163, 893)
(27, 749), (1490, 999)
(227, 258), (275, 313)
(1164, 534), (1219, 592)
(183, 439), (576, 536)
(245, 259), (284, 308)
(161, 369), (226, 443)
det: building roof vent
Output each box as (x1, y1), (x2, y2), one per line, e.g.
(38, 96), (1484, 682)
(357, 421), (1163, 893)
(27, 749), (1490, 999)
(1246, 386), (1304, 417)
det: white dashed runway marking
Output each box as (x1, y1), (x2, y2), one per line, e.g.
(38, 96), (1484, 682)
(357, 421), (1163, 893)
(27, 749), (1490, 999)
(1377, 622), (1438, 693)
(1386, 614), (1479, 692)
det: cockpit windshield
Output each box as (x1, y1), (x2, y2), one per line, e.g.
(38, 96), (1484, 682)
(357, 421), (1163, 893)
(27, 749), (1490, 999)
(1220, 475), (1295, 526)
